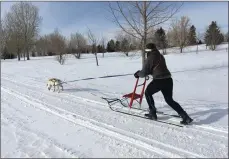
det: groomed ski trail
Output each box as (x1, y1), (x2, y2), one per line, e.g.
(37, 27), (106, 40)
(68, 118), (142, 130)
(2, 86), (204, 158)
(1, 75), (228, 158)
(2, 75), (228, 138)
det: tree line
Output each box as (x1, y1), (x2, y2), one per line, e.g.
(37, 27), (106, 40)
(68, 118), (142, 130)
(1, 2), (228, 64)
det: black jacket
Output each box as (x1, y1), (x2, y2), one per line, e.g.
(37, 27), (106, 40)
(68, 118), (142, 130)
(137, 48), (171, 79)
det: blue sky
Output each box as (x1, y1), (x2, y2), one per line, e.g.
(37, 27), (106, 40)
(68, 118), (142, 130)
(1, 1), (228, 40)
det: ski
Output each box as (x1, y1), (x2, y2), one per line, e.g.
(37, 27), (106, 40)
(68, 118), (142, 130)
(109, 106), (184, 127)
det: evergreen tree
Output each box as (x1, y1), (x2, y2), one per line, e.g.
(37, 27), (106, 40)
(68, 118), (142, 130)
(154, 27), (167, 54)
(110, 39), (115, 52)
(97, 45), (102, 53)
(106, 39), (115, 52)
(198, 40), (203, 44)
(227, 33), (229, 42)
(121, 38), (130, 56)
(97, 45), (105, 53)
(188, 25), (197, 45)
(92, 44), (96, 53)
(225, 32), (228, 42)
(101, 43), (106, 53)
(115, 41), (121, 52)
(204, 21), (224, 50)
(106, 42), (110, 52)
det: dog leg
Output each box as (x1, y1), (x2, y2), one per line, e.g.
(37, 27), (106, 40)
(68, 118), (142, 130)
(57, 85), (60, 93)
(48, 85), (51, 91)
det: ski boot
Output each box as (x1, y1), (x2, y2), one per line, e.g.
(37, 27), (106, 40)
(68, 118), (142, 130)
(145, 109), (157, 120)
(179, 111), (193, 125)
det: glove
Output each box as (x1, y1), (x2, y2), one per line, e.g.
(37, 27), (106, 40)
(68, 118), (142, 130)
(134, 70), (140, 78)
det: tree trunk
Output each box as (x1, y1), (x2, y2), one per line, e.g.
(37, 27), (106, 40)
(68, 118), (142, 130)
(180, 47), (183, 53)
(26, 47), (30, 60)
(95, 53), (99, 66)
(142, 1), (147, 68)
(18, 53), (20, 61)
(196, 44), (198, 54)
(141, 40), (145, 68)
(76, 52), (81, 59)
(60, 54), (63, 64)
(17, 48), (20, 61)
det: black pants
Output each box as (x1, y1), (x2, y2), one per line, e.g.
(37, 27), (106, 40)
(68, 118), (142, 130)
(145, 77), (185, 115)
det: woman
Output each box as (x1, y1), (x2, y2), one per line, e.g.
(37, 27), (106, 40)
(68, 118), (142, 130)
(134, 43), (193, 125)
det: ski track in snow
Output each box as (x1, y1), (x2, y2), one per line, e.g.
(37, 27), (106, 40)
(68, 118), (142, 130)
(2, 86), (203, 158)
(1, 114), (83, 158)
(1, 72), (228, 158)
(2, 88), (161, 158)
(2, 73), (228, 136)
(2, 74), (228, 137)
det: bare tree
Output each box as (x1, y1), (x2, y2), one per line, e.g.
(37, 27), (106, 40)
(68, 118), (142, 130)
(168, 16), (191, 53)
(0, 20), (5, 58)
(166, 30), (174, 48)
(0, 21), (11, 59)
(87, 28), (99, 66)
(130, 36), (141, 51)
(47, 29), (67, 65)
(147, 27), (156, 43)
(3, 11), (25, 61)
(108, 2), (183, 67)
(2, 2), (41, 61)
(69, 32), (87, 59)
(9, 2), (41, 60)
(35, 35), (49, 56)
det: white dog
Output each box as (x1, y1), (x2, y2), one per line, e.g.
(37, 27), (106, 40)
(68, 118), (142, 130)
(47, 78), (63, 92)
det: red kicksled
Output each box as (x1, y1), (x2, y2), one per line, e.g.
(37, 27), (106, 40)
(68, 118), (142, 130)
(102, 76), (149, 110)
(102, 76), (183, 127)
(122, 76), (149, 108)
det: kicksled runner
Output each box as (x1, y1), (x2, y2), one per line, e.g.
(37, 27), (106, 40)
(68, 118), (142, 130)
(102, 76), (186, 128)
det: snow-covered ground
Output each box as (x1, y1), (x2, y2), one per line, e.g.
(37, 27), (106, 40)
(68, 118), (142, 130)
(1, 44), (228, 158)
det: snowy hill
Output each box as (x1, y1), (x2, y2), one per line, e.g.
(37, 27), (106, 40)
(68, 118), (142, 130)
(1, 43), (228, 158)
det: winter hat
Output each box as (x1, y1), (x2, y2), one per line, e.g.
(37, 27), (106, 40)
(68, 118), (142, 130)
(145, 43), (157, 52)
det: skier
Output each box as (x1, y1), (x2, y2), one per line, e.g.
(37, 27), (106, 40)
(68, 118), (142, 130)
(134, 43), (193, 125)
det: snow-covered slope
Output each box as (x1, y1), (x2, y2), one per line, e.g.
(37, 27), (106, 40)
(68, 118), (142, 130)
(1, 44), (228, 158)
